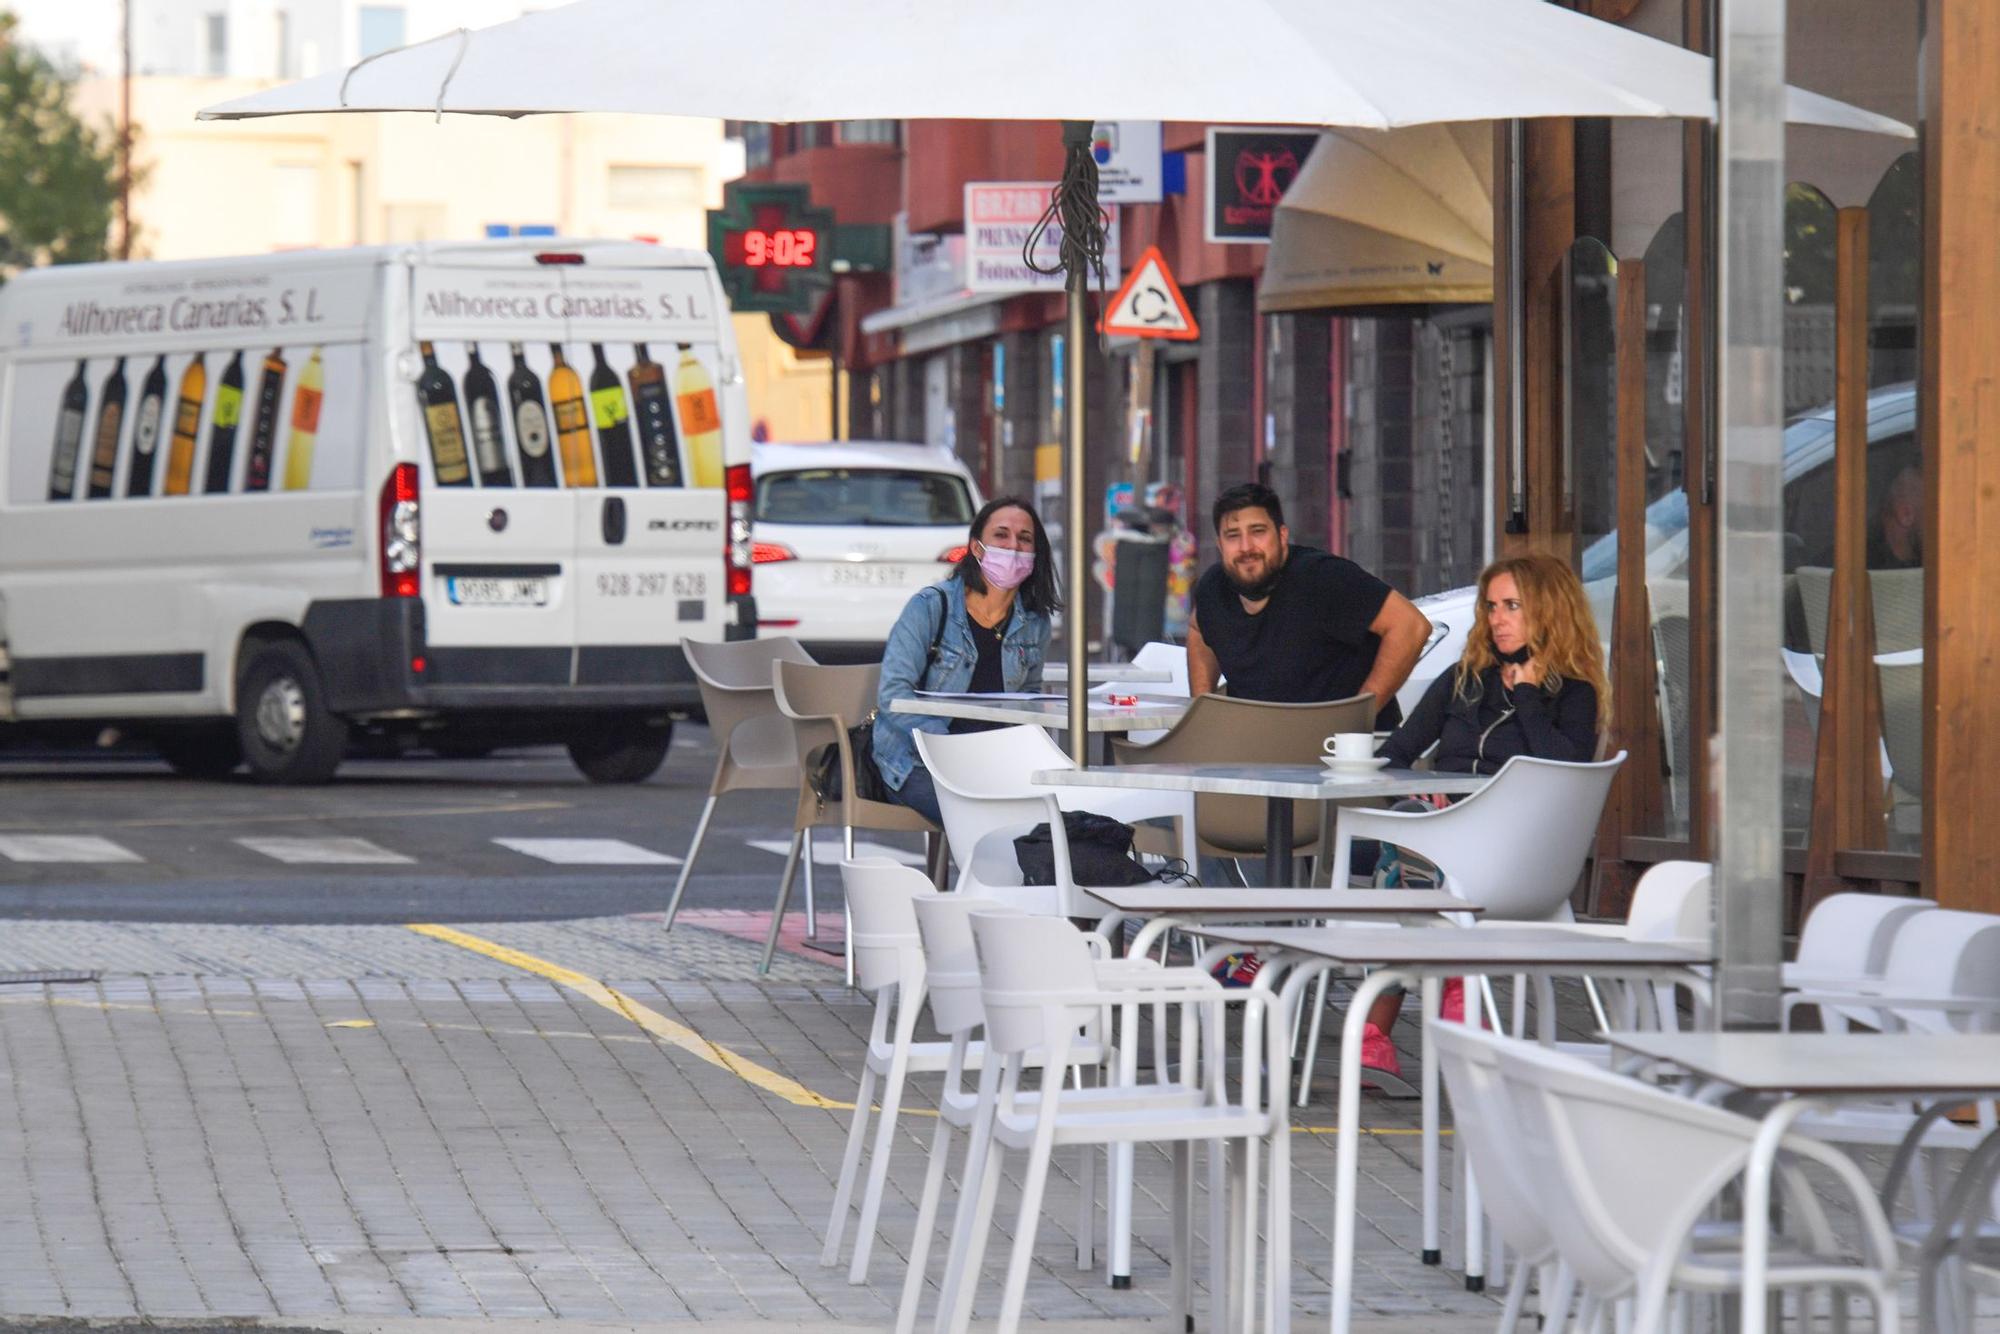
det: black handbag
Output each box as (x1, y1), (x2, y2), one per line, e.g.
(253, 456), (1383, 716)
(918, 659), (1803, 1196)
(1014, 810), (1158, 887)
(809, 723), (886, 804)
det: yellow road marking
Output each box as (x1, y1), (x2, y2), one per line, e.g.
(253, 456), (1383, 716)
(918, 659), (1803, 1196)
(407, 922), (848, 1110)
(0, 952), (1450, 1137)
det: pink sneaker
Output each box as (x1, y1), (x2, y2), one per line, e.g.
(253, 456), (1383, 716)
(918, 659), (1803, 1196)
(1360, 1022), (1402, 1080)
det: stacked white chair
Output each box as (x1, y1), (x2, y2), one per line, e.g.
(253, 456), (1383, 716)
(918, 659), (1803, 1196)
(895, 893), (1210, 1334)
(939, 912), (1277, 1334)
(1781, 890), (1937, 1031)
(1490, 1031), (1903, 1332)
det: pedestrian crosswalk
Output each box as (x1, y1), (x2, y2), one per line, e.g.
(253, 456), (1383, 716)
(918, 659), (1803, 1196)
(0, 835), (145, 864)
(0, 830), (923, 868)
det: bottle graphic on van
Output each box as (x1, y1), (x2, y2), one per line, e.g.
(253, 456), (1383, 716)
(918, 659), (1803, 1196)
(416, 342), (472, 487)
(463, 346), (514, 487)
(674, 343), (723, 488)
(507, 343), (558, 488)
(243, 349), (287, 492)
(203, 351), (245, 494)
(629, 343), (683, 488)
(125, 355), (169, 497)
(48, 360), (88, 501)
(549, 344), (597, 487)
(588, 343), (638, 487)
(162, 354), (206, 496)
(86, 358), (127, 499)
(283, 348), (324, 491)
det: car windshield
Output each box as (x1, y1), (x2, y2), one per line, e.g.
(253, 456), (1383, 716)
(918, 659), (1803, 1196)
(754, 467), (974, 527)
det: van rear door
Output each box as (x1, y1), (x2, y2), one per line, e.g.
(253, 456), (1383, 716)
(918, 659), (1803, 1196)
(556, 264), (732, 683)
(407, 264), (579, 684)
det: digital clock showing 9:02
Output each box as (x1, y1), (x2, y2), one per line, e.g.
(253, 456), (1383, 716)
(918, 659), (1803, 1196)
(737, 228), (819, 268)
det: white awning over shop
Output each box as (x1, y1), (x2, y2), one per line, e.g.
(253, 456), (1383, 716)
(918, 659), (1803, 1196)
(1258, 124), (1494, 313)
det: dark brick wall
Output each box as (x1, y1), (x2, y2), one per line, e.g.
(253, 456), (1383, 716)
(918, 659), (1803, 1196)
(1195, 279), (1258, 545)
(1264, 312), (1335, 551)
(1344, 317), (1489, 598)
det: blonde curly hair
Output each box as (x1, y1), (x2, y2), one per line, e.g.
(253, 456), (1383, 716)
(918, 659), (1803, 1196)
(1454, 552), (1610, 711)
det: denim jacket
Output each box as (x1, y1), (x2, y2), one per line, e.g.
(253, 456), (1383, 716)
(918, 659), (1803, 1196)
(871, 576), (1050, 790)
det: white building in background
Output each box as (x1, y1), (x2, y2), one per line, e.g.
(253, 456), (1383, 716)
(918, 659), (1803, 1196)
(22, 0), (836, 442)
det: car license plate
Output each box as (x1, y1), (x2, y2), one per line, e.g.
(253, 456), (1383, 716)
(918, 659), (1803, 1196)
(447, 575), (549, 607)
(827, 564), (908, 587)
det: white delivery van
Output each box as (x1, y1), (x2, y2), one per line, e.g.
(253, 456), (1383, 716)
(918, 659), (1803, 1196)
(0, 239), (757, 783)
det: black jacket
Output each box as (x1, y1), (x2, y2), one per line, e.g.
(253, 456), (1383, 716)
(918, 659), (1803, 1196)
(1379, 665), (1599, 775)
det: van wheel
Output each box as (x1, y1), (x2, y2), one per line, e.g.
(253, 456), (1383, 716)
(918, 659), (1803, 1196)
(154, 724), (243, 779)
(567, 718), (673, 784)
(236, 640), (348, 785)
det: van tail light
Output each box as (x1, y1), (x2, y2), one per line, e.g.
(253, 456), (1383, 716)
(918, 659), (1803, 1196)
(379, 463), (420, 599)
(751, 542), (796, 564)
(938, 544), (969, 563)
(725, 463), (754, 598)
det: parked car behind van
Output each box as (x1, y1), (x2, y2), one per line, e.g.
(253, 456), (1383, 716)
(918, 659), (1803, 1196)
(0, 239), (756, 784)
(748, 441), (981, 662)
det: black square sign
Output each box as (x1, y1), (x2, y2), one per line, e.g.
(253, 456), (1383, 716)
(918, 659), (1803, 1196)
(1205, 128), (1323, 244)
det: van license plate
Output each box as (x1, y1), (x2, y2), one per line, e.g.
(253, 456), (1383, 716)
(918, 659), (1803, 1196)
(448, 576), (549, 607)
(827, 564), (908, 587)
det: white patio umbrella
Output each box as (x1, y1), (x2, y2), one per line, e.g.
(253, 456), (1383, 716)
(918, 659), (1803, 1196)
(198, 0), (1909, 772)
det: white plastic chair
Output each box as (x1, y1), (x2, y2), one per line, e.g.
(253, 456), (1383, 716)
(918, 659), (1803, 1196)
(1089, 641), (1190, 745)
(1297, 753), (1627, 1094)
(665, 636), (817, 931)
(915, 725), (1193, 915)
(821, 859), (951, 1283)
(1784, 906), (2000, 1037)
(938, 912), (1276, 1334)
(1781, 891), (1937, 1029)
(896, 893), (1209, 1334)
(1493, 1035), (1903, 1333)
(823, 860), (1104, 1285)
(1429, 1022), (1576, 1332)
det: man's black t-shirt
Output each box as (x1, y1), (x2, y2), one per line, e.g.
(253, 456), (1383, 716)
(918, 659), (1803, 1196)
(1192, 545), (1402, 726)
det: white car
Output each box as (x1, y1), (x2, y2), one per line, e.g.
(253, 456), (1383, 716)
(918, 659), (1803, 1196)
(749, 441), (983, 661)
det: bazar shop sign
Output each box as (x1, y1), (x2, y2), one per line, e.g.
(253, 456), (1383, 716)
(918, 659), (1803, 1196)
(964, 182), (1121, 294)
(1205, 127), (1322, 244)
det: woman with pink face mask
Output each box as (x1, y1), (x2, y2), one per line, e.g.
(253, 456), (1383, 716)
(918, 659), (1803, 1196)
(872, 496), (1060, 825)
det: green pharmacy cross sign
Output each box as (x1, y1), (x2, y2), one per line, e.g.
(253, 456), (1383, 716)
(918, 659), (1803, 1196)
(707, 182), (835, 315)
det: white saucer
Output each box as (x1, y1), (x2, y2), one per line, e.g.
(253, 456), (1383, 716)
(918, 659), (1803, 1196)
(1321, 755), (1390, 773)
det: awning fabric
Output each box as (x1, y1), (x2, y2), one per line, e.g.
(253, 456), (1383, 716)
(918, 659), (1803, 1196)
(1258, 124), (1494, 313)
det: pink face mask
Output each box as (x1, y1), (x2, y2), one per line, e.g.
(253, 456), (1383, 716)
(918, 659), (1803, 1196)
(976, 541), (1036, 591)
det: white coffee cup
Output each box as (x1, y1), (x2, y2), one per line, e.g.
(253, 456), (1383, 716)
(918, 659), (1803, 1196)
(1323, 731), (1374, 762)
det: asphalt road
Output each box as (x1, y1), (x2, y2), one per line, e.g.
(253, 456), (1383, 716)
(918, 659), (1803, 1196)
(0, 725), (916, 925)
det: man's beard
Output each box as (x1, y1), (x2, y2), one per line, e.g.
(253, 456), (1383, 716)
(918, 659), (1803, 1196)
(1225, 553), (1284, 601)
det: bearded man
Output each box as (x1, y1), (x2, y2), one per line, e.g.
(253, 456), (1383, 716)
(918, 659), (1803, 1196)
(1186, 482), (1431, 728)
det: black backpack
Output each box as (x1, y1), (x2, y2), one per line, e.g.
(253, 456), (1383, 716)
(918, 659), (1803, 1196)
(1013, 811), (1159, 887)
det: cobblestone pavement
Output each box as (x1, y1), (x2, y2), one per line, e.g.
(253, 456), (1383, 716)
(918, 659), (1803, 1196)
(0, 913), (1518, 1328)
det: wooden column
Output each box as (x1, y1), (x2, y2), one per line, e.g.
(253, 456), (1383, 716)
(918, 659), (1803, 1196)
(1921, 0), (2000, 912)
(1493, 119), (1577, 563)
(1592, 256), (1666, 916)
(1802, 208), (1888, 912)
(1680, 1), (1718, 864)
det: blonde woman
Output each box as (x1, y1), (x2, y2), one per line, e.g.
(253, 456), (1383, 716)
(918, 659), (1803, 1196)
(1357, 552), (1609, 1075)
(1379, 551), (1608, 773)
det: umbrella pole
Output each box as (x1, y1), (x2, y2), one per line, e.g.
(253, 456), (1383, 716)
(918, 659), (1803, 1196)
(1061, 120), (1092, 768)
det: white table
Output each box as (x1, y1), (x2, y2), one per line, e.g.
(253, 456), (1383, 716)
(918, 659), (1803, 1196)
(1042, 663), (1174, 683)
(1085, 885), (1480, 1292)
(1197, 924), (1711, 1334)
(1042, 761), (1489, 886)
(1609, 1030), (2000, 1334)
(891, 692), (1188, 732)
